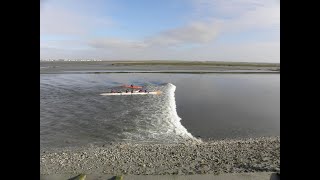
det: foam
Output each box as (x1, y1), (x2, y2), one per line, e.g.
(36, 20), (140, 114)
(166, 83), (201, 142)
(122, 83), (201, 143)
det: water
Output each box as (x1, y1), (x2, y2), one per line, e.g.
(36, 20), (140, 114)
(40, 73), (279, 149)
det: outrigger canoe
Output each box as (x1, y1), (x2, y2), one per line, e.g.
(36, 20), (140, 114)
(100, 91), (162, 96)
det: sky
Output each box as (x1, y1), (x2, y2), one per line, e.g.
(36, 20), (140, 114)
(40, 0), (280, 62)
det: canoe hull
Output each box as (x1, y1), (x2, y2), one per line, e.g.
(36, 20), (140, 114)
(100, 91), (162, 96)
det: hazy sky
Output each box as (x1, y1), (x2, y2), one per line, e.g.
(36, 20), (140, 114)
(40, 0), (280, 62)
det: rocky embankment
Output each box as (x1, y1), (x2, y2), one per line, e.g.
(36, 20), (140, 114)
(40, 137), (280, 175)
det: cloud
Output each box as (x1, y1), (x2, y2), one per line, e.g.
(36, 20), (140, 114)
(140, 0), (279, 47)
(41, 46), (114, 59)
(146, 20), (222, 46)
(40, 2), (113, 36)
(88, 38), (148, 49)
(41, 0), (280, 62)
(86, 20), (221, 49)
(41, 7), (83, 35)
(192, 0), (267, 15)
(40, 39), (89, 50)
(227, 3), (279, 32)
(191, 0), (280, 32)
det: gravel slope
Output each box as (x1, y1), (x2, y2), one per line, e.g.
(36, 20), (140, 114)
(40, 137), (280, 175)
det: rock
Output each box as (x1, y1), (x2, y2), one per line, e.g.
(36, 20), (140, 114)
(68, 174), (86, 180)
(114, 175), (123, 180)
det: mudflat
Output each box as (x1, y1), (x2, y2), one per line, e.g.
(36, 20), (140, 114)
(40, 61), (280, 73)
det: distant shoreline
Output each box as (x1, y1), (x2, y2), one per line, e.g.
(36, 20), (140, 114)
(40, 61), (280, 74)
(41, 71), (280, 74)
(40, 60), (280, 66)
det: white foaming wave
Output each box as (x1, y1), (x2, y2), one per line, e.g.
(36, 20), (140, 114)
(121, 83), (201, 143)
(166, 83), (201, 142)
